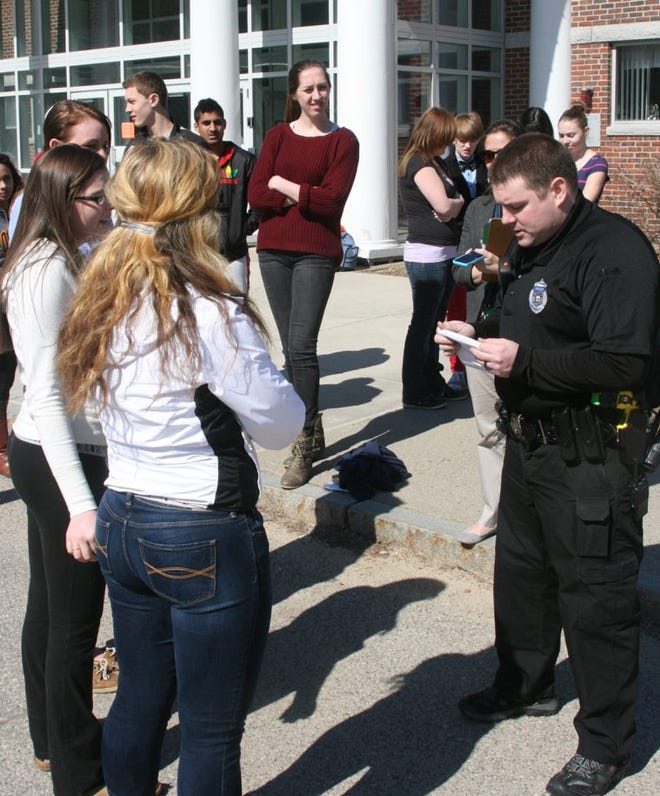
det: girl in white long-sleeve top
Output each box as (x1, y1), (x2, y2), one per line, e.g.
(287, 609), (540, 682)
(57, 138), (304, 796)
(3, 144), (112, 795)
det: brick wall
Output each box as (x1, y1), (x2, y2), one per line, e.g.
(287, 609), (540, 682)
(1, 0), (14, 59)
(47, 0), (66, 53)
(397, 0), (430, 21)
(504, 47), (529, 120)
(567, 5), (659, 246)
(503, 0), (530, 118)
(504, 0), (530, 32)
(571, 0), (660, 26)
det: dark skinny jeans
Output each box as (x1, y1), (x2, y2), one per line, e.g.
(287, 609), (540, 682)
(258, 250), (335, 434)
(8, 434), (107, 796)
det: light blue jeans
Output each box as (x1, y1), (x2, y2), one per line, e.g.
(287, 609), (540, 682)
(96, 490), (271, 796)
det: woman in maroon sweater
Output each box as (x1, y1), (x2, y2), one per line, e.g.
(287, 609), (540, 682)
(248, 59), (359, 489)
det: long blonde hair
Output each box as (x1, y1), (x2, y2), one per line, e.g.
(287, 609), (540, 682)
(58, 138), (266, 412)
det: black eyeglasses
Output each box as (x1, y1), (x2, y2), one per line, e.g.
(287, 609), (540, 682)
(74, 194), (108, 207)
(483, 149), (502, 163)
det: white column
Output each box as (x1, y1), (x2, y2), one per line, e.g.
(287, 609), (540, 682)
(529, 0), (571, 132)
(190, 0), (241, 143)
(337, 0), (398, 258)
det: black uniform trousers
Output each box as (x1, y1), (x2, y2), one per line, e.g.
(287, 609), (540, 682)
(493, 436), (642, 765)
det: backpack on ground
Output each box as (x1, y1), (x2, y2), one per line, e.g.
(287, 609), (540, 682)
(340, 228), (359, 271)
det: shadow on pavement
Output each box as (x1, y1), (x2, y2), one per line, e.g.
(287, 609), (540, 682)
(251, 653), (574, 795)
(321, 377), (381, 410)
(319, 348), (389, 376)
(0, 486), (19, 505)
(253, 578), (445, 723)
(270, 525), (374, 606)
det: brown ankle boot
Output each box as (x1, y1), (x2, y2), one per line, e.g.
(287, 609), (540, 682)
(281, 432), (314, 489)
(284, 414), (325, 467)
(0, 415), (9, 479)
(310, 413), (325, 461)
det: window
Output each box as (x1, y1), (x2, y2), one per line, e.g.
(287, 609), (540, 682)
(397, 72), (431, 129)
(292, 42), (329, 65)
(41, 0), (66, 54)
(123, 0), (182, 45)
(252, 0), (287, 32)
(124, 56), (181, 81)
(168, 92), (191, 129)
(253, 45), (288, 74)
(44, 68), (67, 89)
(253, 76), (288, 150)
(68, 0), (119, 50)
(438, 43), (468, 70)
(398, 40), (432, 69)
(438, 0), (468, 27)
(471, 0), (502, 33)
(0, 74), (16, 91)
(292, 0), (328, 26)
(70, 63), (121, 87)
(405, 0), (432, 24)
(615, 43), (660, 122)
(0, 97), (18, 164)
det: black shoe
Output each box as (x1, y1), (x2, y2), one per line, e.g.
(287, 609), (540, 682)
(546, 753), (630, 795)
(443, 383), (468, 401)
(458, 685), (559, 723)
(402, 395), (446, 410)
(444, 371), (468, 400)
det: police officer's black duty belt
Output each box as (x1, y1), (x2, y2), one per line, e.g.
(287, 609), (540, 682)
(497, 411), (558, 451)
(496, 403), (619, 455)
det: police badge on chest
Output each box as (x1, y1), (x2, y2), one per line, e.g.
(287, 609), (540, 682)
(529, 278), (548, 314)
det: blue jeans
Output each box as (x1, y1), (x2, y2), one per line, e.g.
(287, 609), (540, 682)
(96, 490), (272, 796)
(258, 250), (335, 433)
(402, 259), (455, 402)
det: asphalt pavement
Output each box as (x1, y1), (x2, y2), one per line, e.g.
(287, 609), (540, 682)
(2, 514), (660, 795)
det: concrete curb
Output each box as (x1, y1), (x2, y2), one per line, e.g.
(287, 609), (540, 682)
(259, 473), (497, 584)
(259, 474), (660, 622)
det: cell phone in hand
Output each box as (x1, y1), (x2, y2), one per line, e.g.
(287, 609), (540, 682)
(482, 218), (515, 256)
(453, 251), (485, 268)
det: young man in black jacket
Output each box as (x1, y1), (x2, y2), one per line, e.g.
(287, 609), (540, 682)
(194, 98), (260, 294)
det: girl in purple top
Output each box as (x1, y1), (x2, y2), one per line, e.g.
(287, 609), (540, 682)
(558, 103), (609, 203)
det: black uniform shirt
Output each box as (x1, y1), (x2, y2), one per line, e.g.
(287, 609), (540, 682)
(476, 194), (658, 418)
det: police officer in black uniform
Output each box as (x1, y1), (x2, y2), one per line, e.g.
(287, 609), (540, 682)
(437, 133), (658, 796)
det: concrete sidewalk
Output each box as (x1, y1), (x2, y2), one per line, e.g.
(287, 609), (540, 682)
(248, 256), (660, 615)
